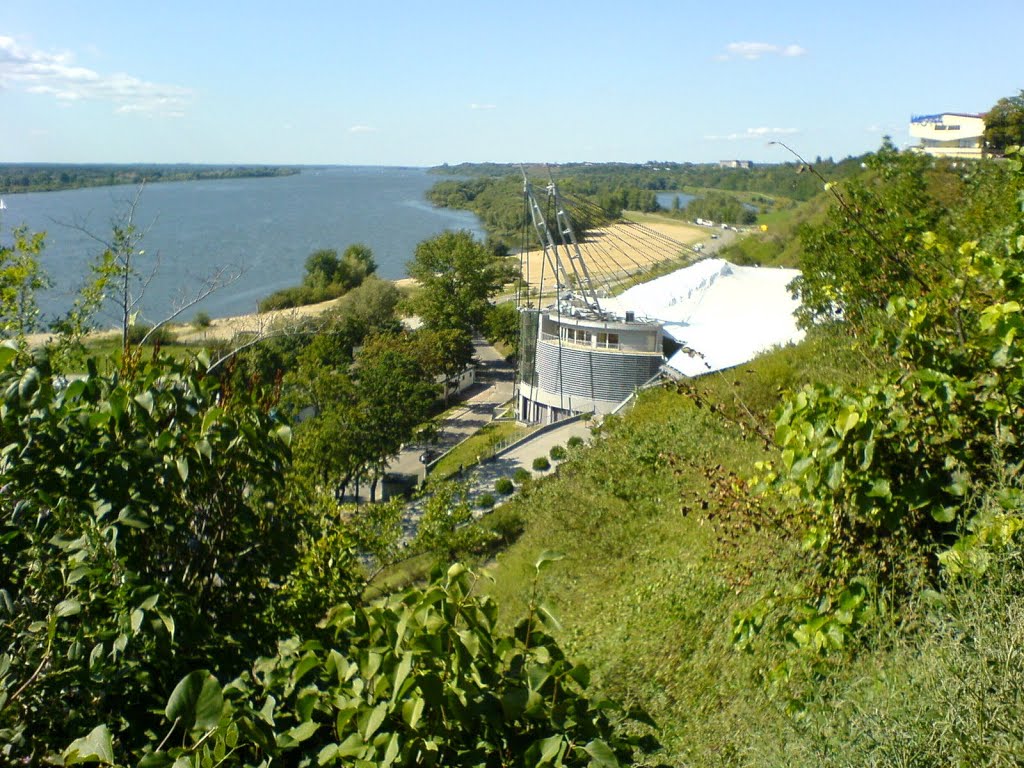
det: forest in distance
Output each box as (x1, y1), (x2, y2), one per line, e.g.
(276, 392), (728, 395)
(0, 163), (300, 194)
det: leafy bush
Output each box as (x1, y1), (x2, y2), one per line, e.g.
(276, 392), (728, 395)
(495, 476), (515, 495)
(64, 563), (656, 767)
(533, 456), (551, 471)
(477, 492), (496, 509)
(257, 284), (318, 312)
(191, 310), (212, 329)
(259, 244), (378, 312)
(550, 445), (568, 461)
(514, 467), (531, 484)
(567, 436), (584, 449)
(740, 148), (1024, 657)
(125, 322), (175, 346)
(0, 348), (298, 760)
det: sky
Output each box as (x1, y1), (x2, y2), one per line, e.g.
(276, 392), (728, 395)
(1, 0), (1021, 167)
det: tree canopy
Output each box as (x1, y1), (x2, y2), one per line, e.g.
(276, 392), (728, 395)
(984, 90), (1024, 155)
(259, 243), (378, 312)
(406, 230), (512, 335)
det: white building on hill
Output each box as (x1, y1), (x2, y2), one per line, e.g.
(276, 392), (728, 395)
(909, 112), (985, 158)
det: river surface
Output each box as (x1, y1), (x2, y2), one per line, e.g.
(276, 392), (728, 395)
(0, 167), (483, 325)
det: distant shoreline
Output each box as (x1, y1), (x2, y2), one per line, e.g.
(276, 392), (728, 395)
(0, 164), (301, 196)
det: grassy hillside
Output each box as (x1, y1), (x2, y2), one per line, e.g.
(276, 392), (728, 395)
(482, 332), (870, 764)
(477, 149), (1024, 765)
(480, 330), (1024, 766)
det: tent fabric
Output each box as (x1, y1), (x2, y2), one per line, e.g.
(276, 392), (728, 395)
(601, 258), (804, 377)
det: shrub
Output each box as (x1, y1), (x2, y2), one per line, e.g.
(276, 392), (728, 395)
(191, 311), (212, 329)
(532, 456), (551, 472)
(477, 493), (496, 509)
(495, 477), (514, 495)
(514, 467), (531, 484)
(258, 285), (315, 312)
(567, 436), (584, 449)
(549, 445), (567, 461)
(126, 322), (175, 346)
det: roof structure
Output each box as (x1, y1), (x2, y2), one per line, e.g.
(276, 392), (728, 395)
(601, 258), (805, 377)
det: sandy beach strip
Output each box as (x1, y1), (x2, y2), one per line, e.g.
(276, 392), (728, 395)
(23, 219), (706, 348)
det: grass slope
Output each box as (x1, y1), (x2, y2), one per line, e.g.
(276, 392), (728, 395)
(479, 330), (1024, 765)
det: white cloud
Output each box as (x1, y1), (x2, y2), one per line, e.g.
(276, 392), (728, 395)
(720, 41), (807, 61)
(0, 35), (191, 117)
(470, 103), (496, 110)
(349, 125), (376, 134)
(705, 127), (801, 141)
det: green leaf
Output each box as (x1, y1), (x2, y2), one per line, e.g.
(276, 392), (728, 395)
(134, 390), (155, 414)
(401, 696), (424, 730)
(138, 753), (174, 768)
(537, 734), (563, 764)
(283, 720), (319, 745)
(534, 550), (565, 572)
(165, 670), (223, 731)
(583, 738), (620, 767)
(536, 602), (563, 632)
(834, 407), (860, 433)
(391, 652), (413, 701)
(64, 724), (115, 765)
(157, 611), (176, 641)
(364, 701), (388, 741)
(317, 744), (340, 766)
(0, 343), (17, 369)
(292, 652), (320, 686)
(336, 732), (366, 758)
(826, 458), (845, 491)
(55, 598), (82, 618)
(566, 663), (591, 688)
(175, 456), (189, 482)
(932, 506), (957, 523)
(866, 478), (891, 499)
(275, 424), (293, 445)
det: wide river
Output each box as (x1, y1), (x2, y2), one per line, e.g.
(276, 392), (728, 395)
(0, 167), (484, 325)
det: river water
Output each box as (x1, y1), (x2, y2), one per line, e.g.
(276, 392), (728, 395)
(0, 167), (483, 325)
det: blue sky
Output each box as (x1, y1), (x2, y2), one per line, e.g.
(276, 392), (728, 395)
(1, 0), (1020, 166)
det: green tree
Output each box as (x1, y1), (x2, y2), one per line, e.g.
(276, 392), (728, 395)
(66, 562), (654, 767)
(792, 142), (951, 330)
(303, 248), (340, 288)
(353, 332), (437, 499)
(0, 226), (48, 347)
(984, 90), (1024, 155)
(483, 300), (521, 357)
(407, 230), (511, 334)
(336, 242), (377, 289)
(413, 327), (474, 405)
(0, 348), (298, 759)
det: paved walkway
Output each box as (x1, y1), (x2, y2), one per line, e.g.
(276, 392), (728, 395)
(464, 417), (593, 503)
(386, 337), (516, 484)
(398, 415), (595, 539)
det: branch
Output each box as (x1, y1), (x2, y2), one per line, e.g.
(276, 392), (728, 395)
(140, 264), (244, 347)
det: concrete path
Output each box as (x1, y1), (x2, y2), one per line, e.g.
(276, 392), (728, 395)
(465, 418), (593, 507)
(387, 337), (516, 483)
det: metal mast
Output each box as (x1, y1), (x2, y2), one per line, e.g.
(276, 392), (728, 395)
(522, 170), (570, 293)
(521, 168), (602, 314)
(547, 171), (601, 312)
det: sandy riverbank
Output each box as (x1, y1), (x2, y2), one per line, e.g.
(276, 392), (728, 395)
(24, 218), (707, 348)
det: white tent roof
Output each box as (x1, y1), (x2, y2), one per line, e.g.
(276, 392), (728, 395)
(601, 259), (804, 377)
